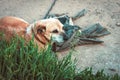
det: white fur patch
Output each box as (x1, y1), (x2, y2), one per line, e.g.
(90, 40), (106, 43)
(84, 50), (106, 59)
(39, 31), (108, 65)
(26, 23), (35, 34)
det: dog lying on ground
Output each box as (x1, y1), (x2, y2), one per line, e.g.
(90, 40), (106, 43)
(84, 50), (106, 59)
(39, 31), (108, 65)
(0, 16), (65, 49)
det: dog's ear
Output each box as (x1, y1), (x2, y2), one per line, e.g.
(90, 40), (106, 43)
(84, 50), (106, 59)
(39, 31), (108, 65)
(37, 25), (46, 34)
(32, 24), (46, 35)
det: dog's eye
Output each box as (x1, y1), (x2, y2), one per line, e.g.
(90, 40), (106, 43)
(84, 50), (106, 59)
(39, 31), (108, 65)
(37, 29), (45, 33)
(52, 29), (58, 33)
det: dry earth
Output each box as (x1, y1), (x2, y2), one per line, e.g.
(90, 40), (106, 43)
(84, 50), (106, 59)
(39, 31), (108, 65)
(0, 0), (120, 75)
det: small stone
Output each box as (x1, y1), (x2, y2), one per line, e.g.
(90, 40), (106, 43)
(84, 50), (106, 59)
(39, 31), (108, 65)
(116, 22), (120, 27)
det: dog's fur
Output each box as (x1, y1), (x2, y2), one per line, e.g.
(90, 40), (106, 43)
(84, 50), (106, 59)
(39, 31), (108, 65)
(0, 16), (65, 49)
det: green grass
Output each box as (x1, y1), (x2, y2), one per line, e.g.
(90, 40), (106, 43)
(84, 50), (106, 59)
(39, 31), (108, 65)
(0, 35), (120, 80)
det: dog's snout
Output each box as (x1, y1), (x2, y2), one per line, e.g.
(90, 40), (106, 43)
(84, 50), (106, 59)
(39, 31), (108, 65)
(60, 32), (68, 40)
(60, 32), (65, 36)
(62, 27), (65, 30)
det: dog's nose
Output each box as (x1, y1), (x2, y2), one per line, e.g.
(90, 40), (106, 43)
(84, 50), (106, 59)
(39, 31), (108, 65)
(60, 32), (68, 40)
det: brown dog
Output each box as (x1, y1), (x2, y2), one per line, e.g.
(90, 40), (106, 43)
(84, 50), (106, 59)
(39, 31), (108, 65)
(0, 16), (65, 49)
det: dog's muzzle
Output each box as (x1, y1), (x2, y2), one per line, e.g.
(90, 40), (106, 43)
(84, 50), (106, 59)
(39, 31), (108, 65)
(51, 34), (64, 43)
(51, 32), (67, 52)
(51, 32), (67, 43)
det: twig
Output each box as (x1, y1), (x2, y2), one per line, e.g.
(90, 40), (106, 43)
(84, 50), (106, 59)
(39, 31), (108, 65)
(42, 0), (57, 19)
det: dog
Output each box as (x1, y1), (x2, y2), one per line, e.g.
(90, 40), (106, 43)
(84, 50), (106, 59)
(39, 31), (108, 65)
(0, 16), (65, 49)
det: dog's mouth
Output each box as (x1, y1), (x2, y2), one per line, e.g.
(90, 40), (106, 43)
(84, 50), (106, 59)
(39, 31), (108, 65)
(51, 40), (64, 52)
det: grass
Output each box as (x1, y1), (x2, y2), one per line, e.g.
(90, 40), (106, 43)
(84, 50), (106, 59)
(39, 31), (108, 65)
(0, 35), (120, 80)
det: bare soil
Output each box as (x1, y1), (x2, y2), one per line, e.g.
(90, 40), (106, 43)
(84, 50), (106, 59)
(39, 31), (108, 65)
(0, 0), (120, 75)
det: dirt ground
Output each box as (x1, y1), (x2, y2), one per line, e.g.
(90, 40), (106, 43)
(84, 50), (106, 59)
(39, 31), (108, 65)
(0, 0), (120, 75)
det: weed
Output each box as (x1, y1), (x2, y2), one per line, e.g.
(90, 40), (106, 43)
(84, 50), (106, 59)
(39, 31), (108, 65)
(0, 35), (120, 80)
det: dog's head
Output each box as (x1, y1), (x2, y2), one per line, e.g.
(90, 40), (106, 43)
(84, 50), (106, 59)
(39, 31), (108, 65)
(29, 18), (65, 47)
